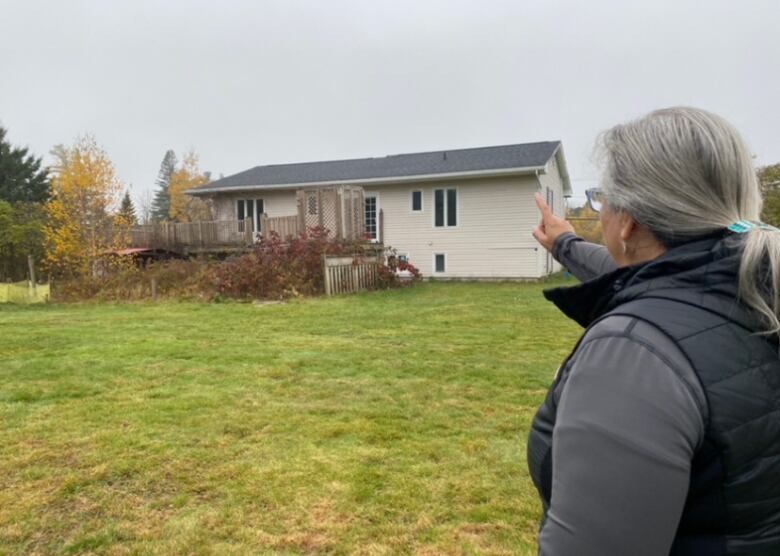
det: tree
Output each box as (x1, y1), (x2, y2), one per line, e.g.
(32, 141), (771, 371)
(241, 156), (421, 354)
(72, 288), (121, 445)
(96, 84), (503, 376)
(45, 136), (123, 277)
(118, 190), (138, 225)
(0, 201), (47, 280)
(135, 189), (153, 225)
(151, 150), (176, 221)
(566, 202), (603, 244)
(168, 150), (212, 222)
(759, 163), (780, 227)
(0, 126), (50, 203)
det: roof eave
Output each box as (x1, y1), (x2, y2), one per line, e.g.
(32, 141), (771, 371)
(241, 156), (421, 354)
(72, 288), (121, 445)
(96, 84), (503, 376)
(185, 165), (547, 196)
(541, 142), (573, 196)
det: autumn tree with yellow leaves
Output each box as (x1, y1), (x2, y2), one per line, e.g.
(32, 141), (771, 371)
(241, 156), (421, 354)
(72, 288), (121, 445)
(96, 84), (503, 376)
(759, 163), (780, 228)
(168, 151), (212, 222)
(45, 136), (124, 277)
(566, 202), (603, 244)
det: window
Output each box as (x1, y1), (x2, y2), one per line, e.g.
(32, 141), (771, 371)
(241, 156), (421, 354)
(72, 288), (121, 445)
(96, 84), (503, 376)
(388, 253), (409, 267)
(545, 187), (554, 273)
(307, 194), (318, 215)
(236, 199), (265, 231)
(411, 190), (423, 212)
(447, 189), (457, 226)
(434, 188), (457, 227)
(434, 253), (446, 273)
(365, 195), (378, 241)
(246, 198), (254, 224)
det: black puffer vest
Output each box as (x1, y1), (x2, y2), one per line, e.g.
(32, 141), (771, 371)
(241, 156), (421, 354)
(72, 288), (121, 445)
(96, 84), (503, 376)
(527, 233), (780, 555)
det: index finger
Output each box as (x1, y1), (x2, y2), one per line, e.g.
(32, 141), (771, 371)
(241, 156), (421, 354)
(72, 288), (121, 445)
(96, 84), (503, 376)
(534, 192), (552, 218)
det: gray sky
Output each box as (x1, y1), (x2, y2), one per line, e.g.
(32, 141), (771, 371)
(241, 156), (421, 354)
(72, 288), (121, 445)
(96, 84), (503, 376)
(1, 0), (778, 207)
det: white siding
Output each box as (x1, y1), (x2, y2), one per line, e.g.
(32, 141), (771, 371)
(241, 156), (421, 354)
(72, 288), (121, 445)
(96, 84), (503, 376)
(205, 168), (570, 279)
(537, 153), (566, 275)
(365, 175), (545, 279)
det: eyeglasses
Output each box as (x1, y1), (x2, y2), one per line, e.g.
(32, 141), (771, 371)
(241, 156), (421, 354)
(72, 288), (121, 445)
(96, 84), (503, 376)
(585, 187), (605, 213)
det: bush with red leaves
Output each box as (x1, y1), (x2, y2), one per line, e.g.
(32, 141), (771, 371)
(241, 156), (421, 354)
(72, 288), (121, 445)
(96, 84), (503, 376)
(205, 227), (421, 300)
(378, 251), (422, 288)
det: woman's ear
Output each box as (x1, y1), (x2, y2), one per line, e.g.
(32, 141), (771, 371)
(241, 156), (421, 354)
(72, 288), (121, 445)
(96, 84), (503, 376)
(618, 212), (637, 243)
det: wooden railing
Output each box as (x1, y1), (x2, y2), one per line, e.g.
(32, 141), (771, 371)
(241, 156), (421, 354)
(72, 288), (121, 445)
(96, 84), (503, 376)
(130, 219), (254, 250)
(128, 215), (304, 251)
(261, 214), (300, 239)
(323, 254), (381, 296)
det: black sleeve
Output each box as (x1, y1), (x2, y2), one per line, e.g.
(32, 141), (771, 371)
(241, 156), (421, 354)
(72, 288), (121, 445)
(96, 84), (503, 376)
(552, 232), (618, 281)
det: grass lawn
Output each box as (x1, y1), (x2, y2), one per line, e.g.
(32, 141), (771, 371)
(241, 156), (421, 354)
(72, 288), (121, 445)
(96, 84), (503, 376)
(0, 280), (581, 555)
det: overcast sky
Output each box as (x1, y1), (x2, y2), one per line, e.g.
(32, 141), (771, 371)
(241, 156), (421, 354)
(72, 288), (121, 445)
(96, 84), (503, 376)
(1, 0), (778, 207)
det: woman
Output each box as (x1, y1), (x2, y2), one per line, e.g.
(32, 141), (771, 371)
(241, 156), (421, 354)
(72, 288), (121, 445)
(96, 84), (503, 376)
(527, 107), (780, 555)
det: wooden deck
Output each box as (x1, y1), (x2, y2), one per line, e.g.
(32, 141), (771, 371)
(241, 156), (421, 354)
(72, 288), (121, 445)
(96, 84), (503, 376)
(127, 186), (373, 255)
(129, 215), (303, 253)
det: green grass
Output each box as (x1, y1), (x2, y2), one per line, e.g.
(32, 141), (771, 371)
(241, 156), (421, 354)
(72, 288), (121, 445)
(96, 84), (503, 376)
(0, 280), (581, 555)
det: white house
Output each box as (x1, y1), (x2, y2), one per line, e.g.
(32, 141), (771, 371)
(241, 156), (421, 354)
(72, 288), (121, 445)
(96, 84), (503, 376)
(187, 142), (572, 279)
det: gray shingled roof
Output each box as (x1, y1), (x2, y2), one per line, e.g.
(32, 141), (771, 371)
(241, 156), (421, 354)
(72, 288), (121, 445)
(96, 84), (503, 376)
(190, 141), (563, 193)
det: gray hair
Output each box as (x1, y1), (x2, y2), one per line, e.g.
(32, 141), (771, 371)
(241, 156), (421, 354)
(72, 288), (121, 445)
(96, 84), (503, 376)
(597, 106), (780, 335)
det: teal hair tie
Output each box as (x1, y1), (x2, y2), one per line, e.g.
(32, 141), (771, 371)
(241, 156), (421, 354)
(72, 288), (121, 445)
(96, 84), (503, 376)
(728, 220), (779, 233)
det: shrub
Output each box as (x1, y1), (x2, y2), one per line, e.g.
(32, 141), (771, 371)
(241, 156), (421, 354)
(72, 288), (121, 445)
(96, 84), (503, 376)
(379, 251), (422, 288)
(51, 227), (422, 302)
(53, 258), (214, 302)
(207, 227), (421, 300)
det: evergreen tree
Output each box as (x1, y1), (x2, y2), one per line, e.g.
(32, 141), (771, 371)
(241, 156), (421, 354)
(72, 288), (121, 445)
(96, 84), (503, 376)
(0, 126), (50, 203)
(118, 190), (138, 225)
(151, 149), (177, 221)
(0, 200), (46, 280)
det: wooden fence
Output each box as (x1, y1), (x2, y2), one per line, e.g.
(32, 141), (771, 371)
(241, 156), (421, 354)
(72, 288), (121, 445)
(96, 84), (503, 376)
(323, 254), (381, 296)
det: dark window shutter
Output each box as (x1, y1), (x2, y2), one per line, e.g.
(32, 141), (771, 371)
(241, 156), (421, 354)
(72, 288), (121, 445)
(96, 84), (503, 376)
(237, 200), (245, 221)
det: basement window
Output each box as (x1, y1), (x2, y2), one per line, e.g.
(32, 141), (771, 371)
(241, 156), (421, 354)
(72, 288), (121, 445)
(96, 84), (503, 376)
(434, 253), (446, 273)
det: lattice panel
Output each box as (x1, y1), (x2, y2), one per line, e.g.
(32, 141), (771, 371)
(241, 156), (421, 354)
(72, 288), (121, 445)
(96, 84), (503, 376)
(342, 187), (365, 241)
(320, 190), (337, 235)
(297, 186), (367, 240)
(303, 192), (320, 229)
(307, 195), (318, 215)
